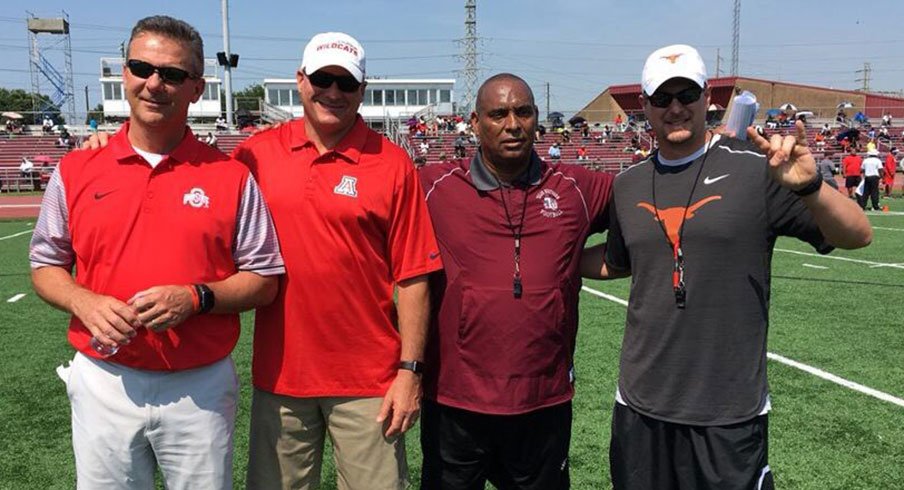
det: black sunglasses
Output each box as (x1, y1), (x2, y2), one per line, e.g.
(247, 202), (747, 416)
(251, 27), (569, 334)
(305, 70), (362, 93)
(645, 86), (704, 108)
(127, 59), (197, 84)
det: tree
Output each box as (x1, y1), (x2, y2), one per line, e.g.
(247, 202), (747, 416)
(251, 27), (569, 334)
(0, 87), (63, 124)
(230, 84), (265, 112)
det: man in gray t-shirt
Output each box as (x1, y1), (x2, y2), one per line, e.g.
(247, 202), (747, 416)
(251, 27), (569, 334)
(583, 44), (871, 490)
(817, 154), (839, 189)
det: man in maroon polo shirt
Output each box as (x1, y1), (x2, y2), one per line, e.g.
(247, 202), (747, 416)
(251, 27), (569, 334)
(418, 73), (614, 489)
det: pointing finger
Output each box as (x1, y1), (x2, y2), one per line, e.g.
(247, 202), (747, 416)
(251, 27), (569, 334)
(795, 120), (808, 146)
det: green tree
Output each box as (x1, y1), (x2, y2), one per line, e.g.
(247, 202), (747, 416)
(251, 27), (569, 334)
(85, 103), (104, 125)
(0, 87), (63, 124)
(230, 84), (265, 112)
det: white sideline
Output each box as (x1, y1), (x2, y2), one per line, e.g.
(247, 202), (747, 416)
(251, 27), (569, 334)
(580, 285), (904, 409)
(873, 226), (904, 232)
(7, 293), (26, 303)
(775, 248), (904, 270)
(0, 229), (34, 241)
(802, 263), (828, 270)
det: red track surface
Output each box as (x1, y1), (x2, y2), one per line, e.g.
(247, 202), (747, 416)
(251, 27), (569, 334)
(0, 194), (42, 219)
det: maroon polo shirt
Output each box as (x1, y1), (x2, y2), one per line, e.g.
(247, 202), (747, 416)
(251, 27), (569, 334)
(419, 151), (613, 414)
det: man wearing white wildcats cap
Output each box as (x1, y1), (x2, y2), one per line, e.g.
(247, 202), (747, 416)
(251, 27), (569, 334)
(235, 32), (442, 489)
(583, 44), (871, 489)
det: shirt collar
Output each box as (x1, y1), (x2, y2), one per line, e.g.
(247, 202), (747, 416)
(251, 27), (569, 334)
(108, 120), (202, 165)
(289, 115), (368, 164)
(469, 149), (543, 191)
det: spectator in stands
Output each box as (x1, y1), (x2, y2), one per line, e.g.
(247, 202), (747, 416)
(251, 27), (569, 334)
(884, 148), (898, 198)
(817, 153), (839, 190)
(814, 131), (826, 149)
(535, 124), (545, 142)
(867, 138), (877, 154)
(577, 145), (588, 161)
(878, 126), (890, 142)
(230, 32), (440, 490)
(836, 110), (848, 126)
(29, 15), (284, 489)
(19, 156), (34, 178)
(603, 124), (613, 140)
(215, 115), (228, 132)
(455, 117), (468, 134)
(843, 146), (863, 197)
(860, 149), (884, 210)
(548, 141), (561, 159)
(89, 118), (98, 133)
(587, 43), (870, 490)
(419, 139), (430, 156)
(414, 155), (427, 168)
(614, 113), (623, 129)
(204, 131), (218, 148)
(56, 131), (70, 148)
(562, 127), (571, 144)
(820, 123), (831, 136)
(581, 124), (590, 140)
(42, 116), (54, 134)
(418, 72), (613, 490)
(882, 113), (892, 127)
(454, 132), (468, 158)
(867, 127), (876, 140)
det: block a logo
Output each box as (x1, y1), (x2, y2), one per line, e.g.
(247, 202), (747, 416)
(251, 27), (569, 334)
(334, 175), (359, 197)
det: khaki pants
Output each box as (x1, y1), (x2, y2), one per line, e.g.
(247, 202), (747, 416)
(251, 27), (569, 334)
(246, 389), (408, 490)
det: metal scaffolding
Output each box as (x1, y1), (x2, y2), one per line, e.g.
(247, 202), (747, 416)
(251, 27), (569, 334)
(27, 11), (76, 124)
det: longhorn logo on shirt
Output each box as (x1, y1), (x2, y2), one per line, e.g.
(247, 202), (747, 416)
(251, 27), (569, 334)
(636, 195), (721, 243)
(333, 176), (358, 197)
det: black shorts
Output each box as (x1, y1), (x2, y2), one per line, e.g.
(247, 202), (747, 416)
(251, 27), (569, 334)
(609, 403), (774, 490)
(420, 400), (571, 490)
(845, 176), (861, 189)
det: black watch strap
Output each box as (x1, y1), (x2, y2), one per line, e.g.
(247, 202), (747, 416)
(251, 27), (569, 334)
(399, 360), (424, 374)
(793, 173), (823, 197)
(194, 284), (215, 314)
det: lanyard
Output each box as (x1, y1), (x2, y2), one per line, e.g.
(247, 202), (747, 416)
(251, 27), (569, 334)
(650, 138), (710, 309)
(497, 182), (530, 298)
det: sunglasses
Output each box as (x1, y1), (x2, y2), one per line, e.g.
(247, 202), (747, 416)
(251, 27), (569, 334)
(645, 86), (704, 108)
(126, 59), (197, 84)
(306, 70), (362, 93)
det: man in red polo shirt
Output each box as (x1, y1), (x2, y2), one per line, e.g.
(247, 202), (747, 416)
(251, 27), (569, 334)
(842, 146), (863, 197)
(418, 73), (613, 489)
(29, 16), (284, 489)
(234, 32), (441, 489)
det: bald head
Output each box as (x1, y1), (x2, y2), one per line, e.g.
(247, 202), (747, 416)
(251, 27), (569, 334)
(475, 73), (535, 114)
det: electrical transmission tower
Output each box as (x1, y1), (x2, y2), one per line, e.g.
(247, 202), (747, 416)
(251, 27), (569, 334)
(730, 0), (740, 76)
(457, 0), (478, 115)
(27, 11), (76, 124)
(855, 62), (871, 92)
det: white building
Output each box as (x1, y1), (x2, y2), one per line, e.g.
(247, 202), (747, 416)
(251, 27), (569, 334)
(99, 57), (222, 119)
(262, 78), (455, 122)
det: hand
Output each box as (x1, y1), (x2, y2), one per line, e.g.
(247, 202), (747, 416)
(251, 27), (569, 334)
(376, 370), (422, 437)
(748, 120), (817, 191)
(80, 131), (110, 150)
(70, 290), (140, 349)
(128, 285), (196, 332)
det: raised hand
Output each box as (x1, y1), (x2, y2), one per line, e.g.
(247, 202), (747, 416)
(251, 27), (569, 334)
(747, 120), (817, 191)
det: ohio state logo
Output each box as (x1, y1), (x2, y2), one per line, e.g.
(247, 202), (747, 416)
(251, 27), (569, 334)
(182, 187), (210, 208)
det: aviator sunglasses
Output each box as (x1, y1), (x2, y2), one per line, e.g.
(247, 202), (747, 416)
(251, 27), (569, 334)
(305, 70), (362, 93)
(645, 86), (704, 108)
(126, 59), (197, 84)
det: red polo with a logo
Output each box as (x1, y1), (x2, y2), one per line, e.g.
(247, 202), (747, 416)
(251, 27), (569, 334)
(234, 117), (442, 397)
(36, 123), (271, 370)
(419, 152), (613, 414)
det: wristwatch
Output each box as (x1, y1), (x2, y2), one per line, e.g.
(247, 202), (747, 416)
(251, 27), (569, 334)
(194, 284), (216, 314)
(399, 360), (424, 375)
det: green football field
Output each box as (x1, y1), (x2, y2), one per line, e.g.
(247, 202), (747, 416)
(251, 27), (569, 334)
(1, 198), (903, 489)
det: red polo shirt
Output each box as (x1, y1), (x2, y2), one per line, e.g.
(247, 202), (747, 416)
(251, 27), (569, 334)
(419, 152), (613, 414)
(234, 117), (442, 397)
(843, 154), (863, 177)
(29, 123), (284, 370)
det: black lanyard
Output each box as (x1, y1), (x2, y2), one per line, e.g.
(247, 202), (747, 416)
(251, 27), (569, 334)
(650, 138), (710, 309)
(496, 182), (530, 298)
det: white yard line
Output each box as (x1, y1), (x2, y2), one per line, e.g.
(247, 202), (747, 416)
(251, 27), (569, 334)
(6, 293), (26, 303)
(581, 285), (904, 409)
(775, 248), (904, 270)
(873, 226), (904, 232)
(865, 210), (904, 216)
(0, 229), (34, 241)
(802, 263), (828, 270)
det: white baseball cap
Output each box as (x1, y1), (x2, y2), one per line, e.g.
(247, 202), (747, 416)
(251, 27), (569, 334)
(300, 32), (366, 82)
(641, 44), (707, 95)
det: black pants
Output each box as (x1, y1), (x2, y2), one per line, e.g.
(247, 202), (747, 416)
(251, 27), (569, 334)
(859, 176), (881, 210)
(420, 400), (571, 490)
(610, 403), (774, 490)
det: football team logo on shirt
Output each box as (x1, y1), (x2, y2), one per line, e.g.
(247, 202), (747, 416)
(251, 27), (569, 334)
(636, 195), (721, 243)
(182, 187), (210, 208)
(536, 188), (563, 218)
(333, 176), (358, 198)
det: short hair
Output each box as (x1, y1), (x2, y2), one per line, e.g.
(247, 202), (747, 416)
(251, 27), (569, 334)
(126, 16), (204, 76)
(474, 73), (536, 114)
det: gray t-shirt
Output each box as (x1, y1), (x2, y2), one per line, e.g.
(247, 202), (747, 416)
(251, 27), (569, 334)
(606, 135), (831, 426)
(817, 158), (836, 181)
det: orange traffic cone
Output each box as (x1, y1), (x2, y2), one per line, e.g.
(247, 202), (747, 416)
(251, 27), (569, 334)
(882, 205), (890, 212)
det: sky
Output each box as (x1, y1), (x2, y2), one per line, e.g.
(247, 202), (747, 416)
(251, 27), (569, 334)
(4, 0), (904, 120)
